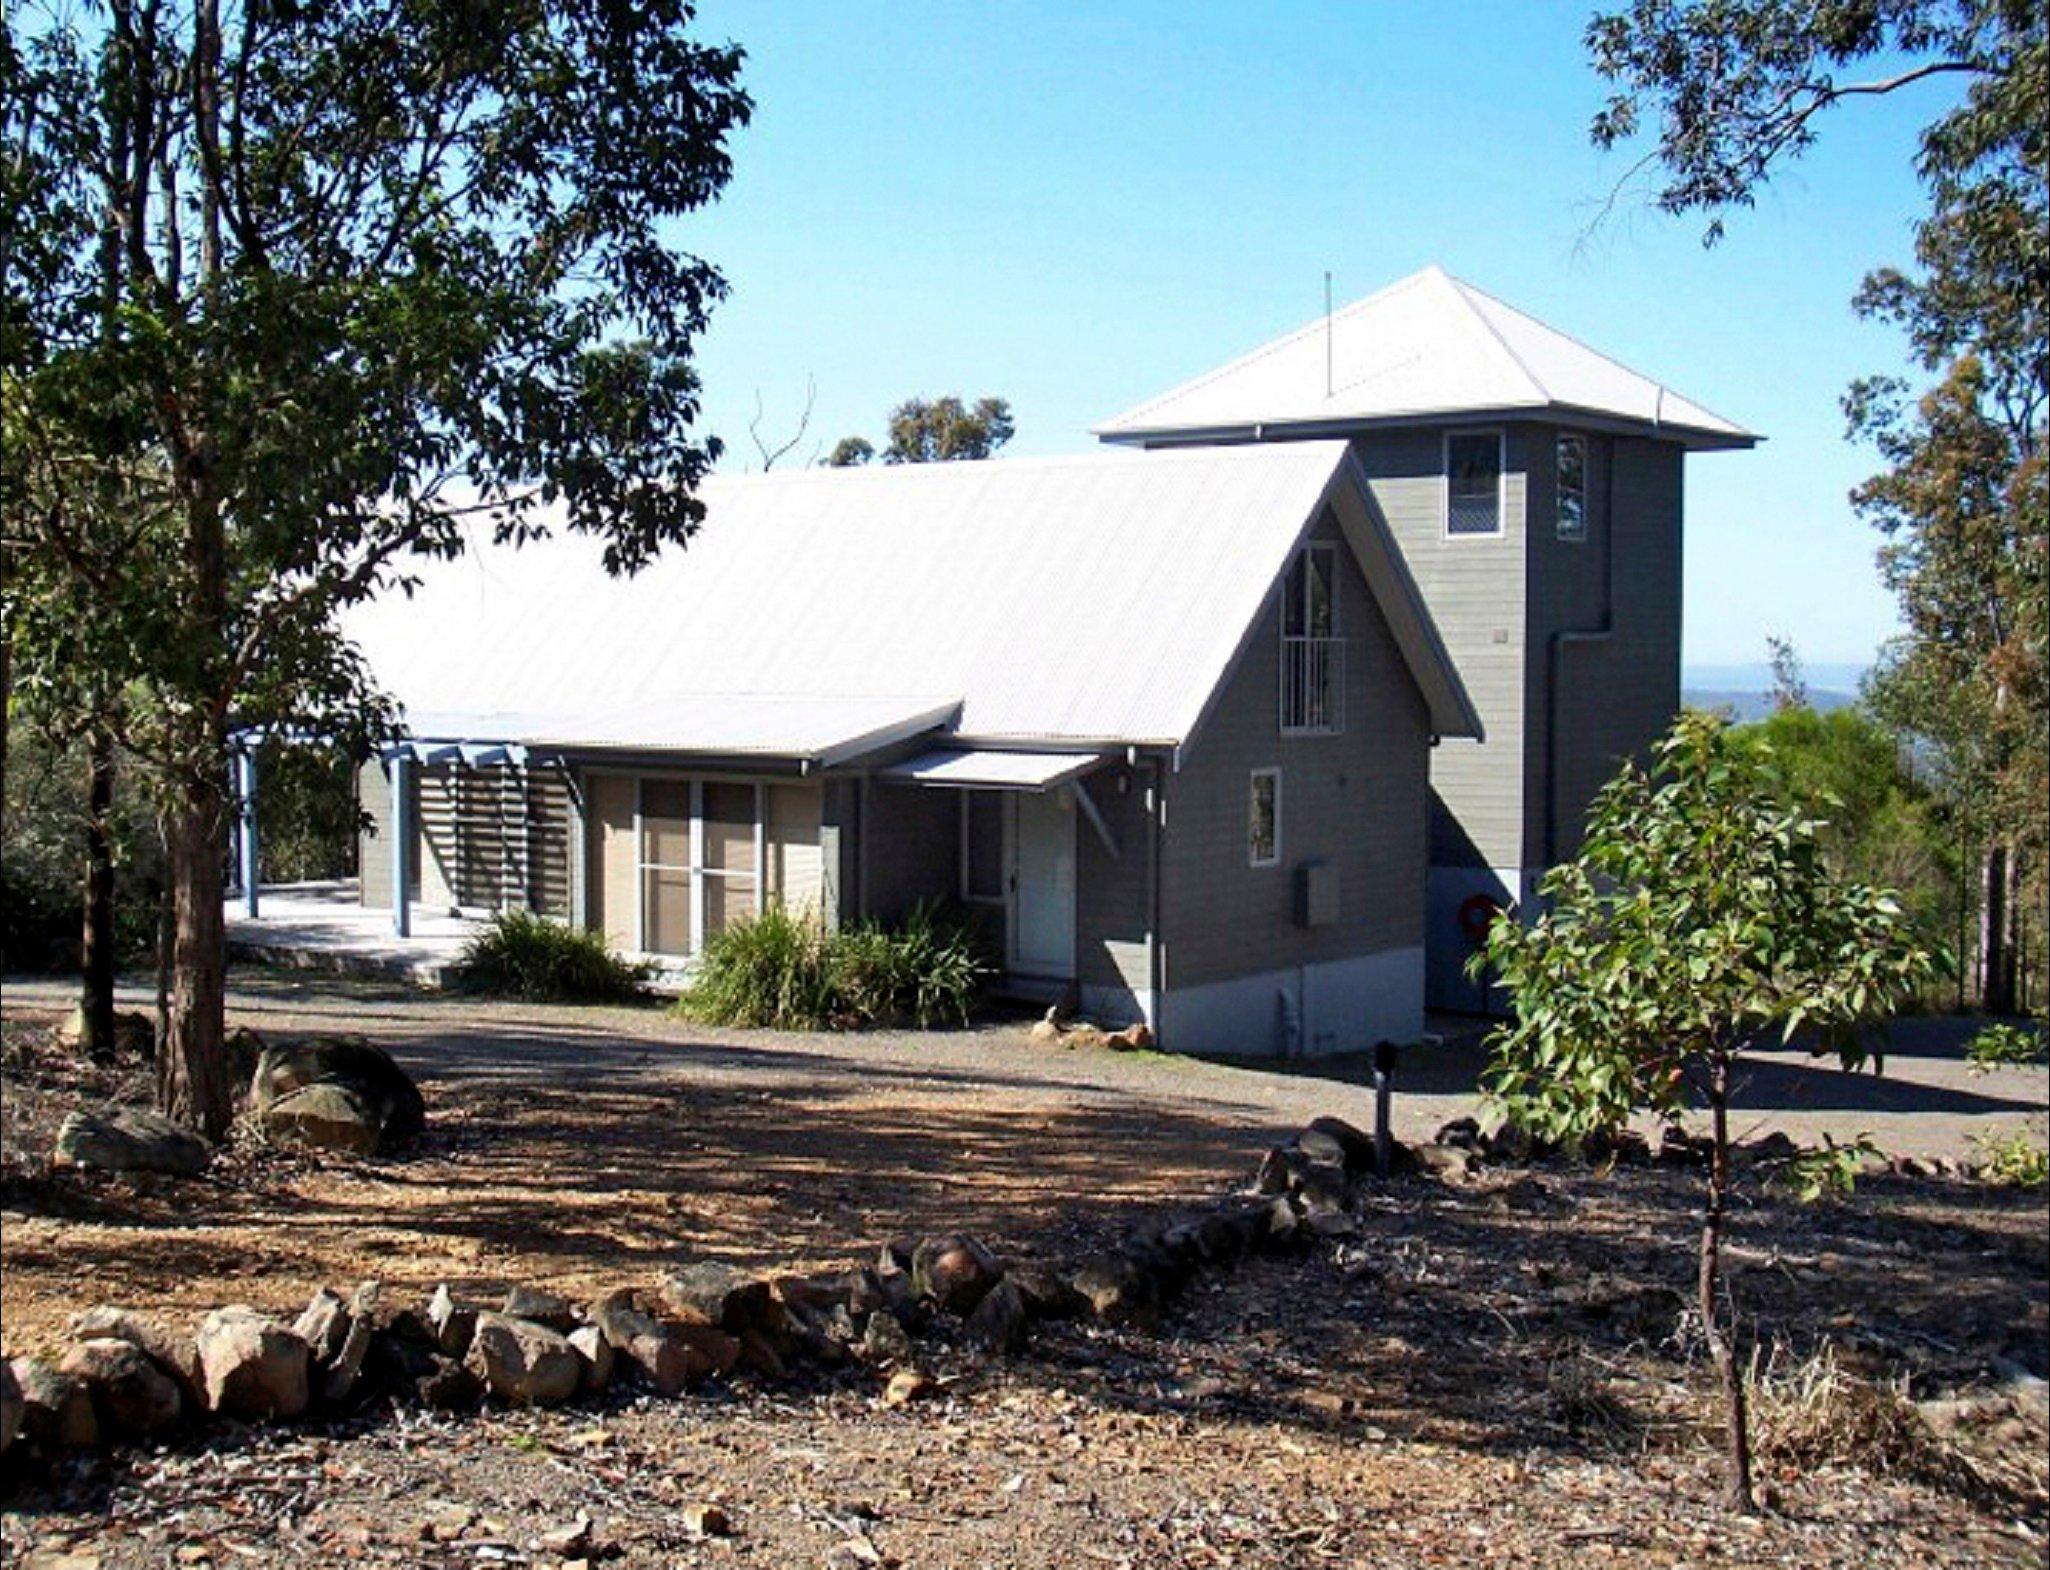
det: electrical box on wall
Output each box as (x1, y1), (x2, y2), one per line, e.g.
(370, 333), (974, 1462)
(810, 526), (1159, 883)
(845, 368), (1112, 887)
(1293, 860), (1340, 928)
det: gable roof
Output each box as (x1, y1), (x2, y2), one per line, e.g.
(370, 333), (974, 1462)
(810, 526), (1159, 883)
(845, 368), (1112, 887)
(341, 442), (1480, 762)
(1095, 266), (1757, 451)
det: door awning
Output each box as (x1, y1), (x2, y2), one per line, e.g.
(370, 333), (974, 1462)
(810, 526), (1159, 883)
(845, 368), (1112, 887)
(880, 747), (1106, 791)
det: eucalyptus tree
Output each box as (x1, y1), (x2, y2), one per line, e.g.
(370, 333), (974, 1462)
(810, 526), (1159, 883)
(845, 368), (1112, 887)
(827, 395), (1015, 465)
(1472, 713), (1937, 1512)
(2, 0), (750, 1135)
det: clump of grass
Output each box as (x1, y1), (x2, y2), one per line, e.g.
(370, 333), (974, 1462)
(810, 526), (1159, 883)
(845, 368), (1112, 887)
(1966, 1020), (2048, 1074)
(684, 901), (989, 1029)
(460, 910), (650, 1003)
(1971, 1128), (2050, 1188)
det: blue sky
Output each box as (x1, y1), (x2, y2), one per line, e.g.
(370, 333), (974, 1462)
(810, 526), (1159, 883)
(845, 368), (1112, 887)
(680, 2), (1961, 673)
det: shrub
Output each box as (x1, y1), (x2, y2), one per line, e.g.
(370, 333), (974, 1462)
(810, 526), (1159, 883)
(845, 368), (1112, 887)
(1965, 1021), (2048, 1074)
(1971, 1129), (2049, 1188)
(459, 910), (649, 1003)
(684, 901), (989, 1029)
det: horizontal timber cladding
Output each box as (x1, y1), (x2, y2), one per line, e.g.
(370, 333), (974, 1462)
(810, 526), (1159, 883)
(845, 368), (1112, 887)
(1075, 760), (1156, 1026)
(358, 757), (395, 909)
(1159, 505), (1430, 1054)
(1350, 426), (1528, 873)
(412, 762), (571, 918)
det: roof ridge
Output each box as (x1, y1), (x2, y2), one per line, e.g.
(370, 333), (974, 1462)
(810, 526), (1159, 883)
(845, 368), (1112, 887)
(1096, 267), (1443, 430)
(1439, 272), (1551, 405)
(705, 440), (1343, 487)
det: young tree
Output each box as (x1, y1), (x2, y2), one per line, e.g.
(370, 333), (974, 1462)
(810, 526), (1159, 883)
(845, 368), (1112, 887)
(3, 2), (751, 1136)
(827, 395), (1015, 465)
(1472, 712), (1937, 1512)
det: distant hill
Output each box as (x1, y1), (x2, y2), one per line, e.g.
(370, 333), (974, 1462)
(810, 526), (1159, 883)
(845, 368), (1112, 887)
(1683, 688), (1857, 723)
(1682, 660), (1865, 723)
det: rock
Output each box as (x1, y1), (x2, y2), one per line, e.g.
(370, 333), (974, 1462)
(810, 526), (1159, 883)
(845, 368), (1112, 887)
(196, 1306), (311, 1421)
(415, 1356), (483, 1410)
(60, 1338), (181, 1436)
(1411, 1142), (1477, 1182)
(567, 1326), (614, 1393)
(1253, 1145), (1311, 1196)
(1434, 1116), (1484, 1150)
(261, 1081), (384, 1156)
(883, 1368), (936, 1407)
(294, 1288), (352, 1364)
(1196, 1203), (1269, 1262)
(964, 1279), (1029, 1354)
(0, 1358), (19, 1453)
(463, 1313), (580, 1407)
(1027, 1014), (1065, 1045)
(11, 1356), (100, 1448)
(911, 1234), (1002, 1315)
(736, 1327), (788, 1381)
(1071, 1253), (1156, 1328)
(681, 1502), (732, 1538)
(427, 1284), (477, 1357)
(659, 1262), (776, 1334)
(224, 1025), (267, 1086)
(68, 1307), (203, 1407)
(1261, 1194), (1305, 1251)
(1298, 1115), (1376, 1173)
(591, 1293), (733, 1394)
(501, 1284), (576, 1332)
(1743, 1130), (1801, 1165)
(321, 1281), (381, 1404)
(539, 1516), (595, 1557)
(1293, 1163), (1352, 1214)
(1659, 1125), (1710, 1166)
(1105, 1022), (1154, 1051)
(250, 1033), (422, 1155)
(57, 1004), (155, 1058)
(1007, 1261), (1087, 1320)
(53, 1106), (210, 1177)
(860, 1309), (915, 1364)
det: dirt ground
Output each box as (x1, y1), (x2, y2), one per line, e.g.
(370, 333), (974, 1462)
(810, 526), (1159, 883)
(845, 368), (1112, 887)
(2, 970), (2047, 1567)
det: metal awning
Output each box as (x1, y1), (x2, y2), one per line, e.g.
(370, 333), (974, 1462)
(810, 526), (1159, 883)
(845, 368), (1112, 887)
(880, 747), (1106, 791)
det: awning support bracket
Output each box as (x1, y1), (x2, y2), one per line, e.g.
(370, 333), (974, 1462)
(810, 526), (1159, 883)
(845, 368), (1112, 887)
(1073, 778), (1120, 860)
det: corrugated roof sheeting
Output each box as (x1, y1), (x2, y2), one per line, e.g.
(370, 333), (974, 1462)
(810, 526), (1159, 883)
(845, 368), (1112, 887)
(343, 443), (1368, 751)
(881, 747), (1106, 791)
(1095, 266), (1755, 449)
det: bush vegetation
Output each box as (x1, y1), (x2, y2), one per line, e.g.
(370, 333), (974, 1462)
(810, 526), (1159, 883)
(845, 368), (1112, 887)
(459, 910), (650, 1003)
(683, 902), (989, 1029)
(1964, 1020), (2048, 1073)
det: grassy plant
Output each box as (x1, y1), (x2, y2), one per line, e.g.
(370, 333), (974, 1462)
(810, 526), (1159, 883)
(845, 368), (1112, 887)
(684, 901), (989, 1029)
(1771, 1132), (1884, 1204)
(1965, 1021), (2048, 1074)
(460, 910), (650, 1003)
(1970, 1128), (2050, 1188)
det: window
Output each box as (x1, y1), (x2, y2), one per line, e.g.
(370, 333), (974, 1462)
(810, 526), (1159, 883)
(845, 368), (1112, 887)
(1283, 544), (1337, 639)
(1280, 543), (1346, 733)
(632, 776), (764, 957)
(1556, 433), (1588, 542)
(1248, 768), (1281, 868)
(962, 790), (1005, 902)
(1445, 431), (1503, 536)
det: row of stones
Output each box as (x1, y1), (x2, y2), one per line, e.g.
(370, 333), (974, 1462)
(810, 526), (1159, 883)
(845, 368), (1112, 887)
(0, 1156), (1331, 1462)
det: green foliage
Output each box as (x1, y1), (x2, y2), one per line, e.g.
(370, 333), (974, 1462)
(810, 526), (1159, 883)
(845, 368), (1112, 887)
(1971, 1128), (2050, 1187)
(256, 743), (365, 885)
(827, 396), (1015, 465)
(459, 911), (650, 1004)
(683, 902), (990, 1030)
(1474, 712), (1941, 1142)
(1965, 1020), (2048, 1071)
(1772, 1133), (1885, 1204)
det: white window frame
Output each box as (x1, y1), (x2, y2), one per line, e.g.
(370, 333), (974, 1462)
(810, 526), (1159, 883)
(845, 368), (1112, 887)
(1248, 767), (1282, 869)
(1442, 427), (1506, 539)
(627, 773), (767, 959)
(1555, 432), (1589, 544)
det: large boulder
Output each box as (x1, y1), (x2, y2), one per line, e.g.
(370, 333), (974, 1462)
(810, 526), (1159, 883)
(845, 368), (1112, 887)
(1070, 1252), (1156, 1329)
(501, 1285), (576, 1332)
(10, 1356), (100, 1448)
(964, 1279), (1029, 1354)
(54, 1106), (210, 1177)
(1298, 1116), (1376, 1174)
(464, 1313), (580, 1407)
(59, 1338), (182, 1437)
(251, 1035), (424, 1153)
(197, 1306), (311, 1421)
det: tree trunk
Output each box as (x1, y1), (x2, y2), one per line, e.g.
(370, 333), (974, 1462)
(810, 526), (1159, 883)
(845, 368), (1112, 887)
(1980, 842), (2016, 1015)
(81, 723), (119, 1060)
(1700, 1051), (1757, 1513)
(154, 819), (175, 1056)
(158, 776), (234, 1139)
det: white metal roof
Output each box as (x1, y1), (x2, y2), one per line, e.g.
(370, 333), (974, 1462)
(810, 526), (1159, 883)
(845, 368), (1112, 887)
(342, 441), (1479, 757)
(1095, 266), (1757, 451)
(880, 747), (1107, 791)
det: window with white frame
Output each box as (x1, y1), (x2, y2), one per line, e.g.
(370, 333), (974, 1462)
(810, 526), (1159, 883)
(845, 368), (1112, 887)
(1445, 430), (1504, 536)
(1280, 543), (1345, 733)
(1248, 768), (1281, 868)
(1556, 433), (1588, 542)
(634, 776), (764, 957)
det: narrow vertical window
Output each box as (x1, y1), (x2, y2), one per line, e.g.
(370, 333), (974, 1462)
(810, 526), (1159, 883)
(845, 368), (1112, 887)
(962, 790), (1004, 902)
(1248, 768), (1281, 868)
(1556, 433), (1587, 542)
(1445, 431), (1503, 536)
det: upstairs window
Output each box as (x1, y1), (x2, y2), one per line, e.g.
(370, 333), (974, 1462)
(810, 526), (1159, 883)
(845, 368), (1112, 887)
(1556, 433), (1588, 542)
(1445, 431), (1503, 536)
(1281, 544), (1345, 733)
(1284, 543), (1337, 639)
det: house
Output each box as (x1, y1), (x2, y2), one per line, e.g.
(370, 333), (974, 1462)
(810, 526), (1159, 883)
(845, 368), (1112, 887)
(340, 440), (1481, 1055)
(1095, 266), (1758, 1009)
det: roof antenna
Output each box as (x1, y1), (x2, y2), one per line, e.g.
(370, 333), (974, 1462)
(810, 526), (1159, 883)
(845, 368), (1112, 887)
(1324, 269), (1334, 399)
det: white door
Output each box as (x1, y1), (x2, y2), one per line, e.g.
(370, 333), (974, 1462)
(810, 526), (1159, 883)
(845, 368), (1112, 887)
(1008, 789), (1076, 979)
